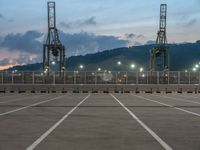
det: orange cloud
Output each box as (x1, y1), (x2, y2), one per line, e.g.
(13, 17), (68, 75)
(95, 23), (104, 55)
(0, 64), (16, 70)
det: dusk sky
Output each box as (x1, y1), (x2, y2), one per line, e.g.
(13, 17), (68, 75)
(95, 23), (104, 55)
(0, 0), (200, 70)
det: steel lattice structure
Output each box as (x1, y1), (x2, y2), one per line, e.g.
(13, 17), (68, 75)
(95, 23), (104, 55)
(43, 2), (65, 75)
(150, 4), (169, 71)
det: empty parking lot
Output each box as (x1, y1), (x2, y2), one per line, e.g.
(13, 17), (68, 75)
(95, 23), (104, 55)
(0, 93), (200, 150)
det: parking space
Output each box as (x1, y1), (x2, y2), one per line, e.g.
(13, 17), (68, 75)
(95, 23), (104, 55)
(0, 93), (199, 150)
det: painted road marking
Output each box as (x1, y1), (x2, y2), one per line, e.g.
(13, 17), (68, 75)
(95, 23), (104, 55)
(26, 94), (91, 150)
(155, 95), (200, 105)
(110, 94), (173, 150)
(177, 94), (200, 101)
(133, 95), (200, 117)
(0, 95), (65, 116)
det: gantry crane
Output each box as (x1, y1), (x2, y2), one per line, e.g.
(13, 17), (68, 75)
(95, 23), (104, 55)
(43, 2), (65, 75)
(150, 4), (169, 71)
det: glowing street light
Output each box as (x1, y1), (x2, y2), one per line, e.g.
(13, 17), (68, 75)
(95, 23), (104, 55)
(98, 68), (101, 71)
(79, 65), (84, 69)
(12, 70), (18, 73)
(193, 68), (197, 72)
(142, 74), (145, 78)
(130, 64), (135, 69)
(52, 61), (56, 65)
(44, 68), (48, 74)
(140, 67), (144, 72)
(117, 61), (122, 65)
(195, 64), (199, 68)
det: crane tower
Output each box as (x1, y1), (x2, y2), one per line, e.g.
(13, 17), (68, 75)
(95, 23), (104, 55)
(43, 2), (65, 75)
(150, 4), (169, 71)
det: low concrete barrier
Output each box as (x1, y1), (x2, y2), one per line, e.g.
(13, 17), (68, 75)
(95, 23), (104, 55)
(0, 84), (199, 94)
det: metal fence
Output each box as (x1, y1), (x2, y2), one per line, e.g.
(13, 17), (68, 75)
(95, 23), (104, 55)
(0, 71), (200, 85)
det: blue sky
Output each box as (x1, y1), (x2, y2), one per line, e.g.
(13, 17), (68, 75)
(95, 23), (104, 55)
(0, 0), (200, 69)
(1, 0), (200, 41)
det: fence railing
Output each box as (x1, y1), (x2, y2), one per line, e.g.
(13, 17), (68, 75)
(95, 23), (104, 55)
(0, 71), (200, 85)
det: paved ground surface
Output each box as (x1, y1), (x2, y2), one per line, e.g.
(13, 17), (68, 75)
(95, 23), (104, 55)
(0, 93), (200, 150)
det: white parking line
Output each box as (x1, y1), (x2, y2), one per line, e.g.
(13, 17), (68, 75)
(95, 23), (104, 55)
(0, 95), (65, 116)
(26, 94), (91, 150)
(154, 95), (200, 105)
(133, 95), (200, 117)
(110, 94), (173, 150)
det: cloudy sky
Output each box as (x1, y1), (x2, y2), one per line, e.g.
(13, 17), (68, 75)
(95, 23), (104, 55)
(0, 0), (200, 69)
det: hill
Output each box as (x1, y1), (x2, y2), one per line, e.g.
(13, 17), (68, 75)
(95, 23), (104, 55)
(7, 41), (200, 71)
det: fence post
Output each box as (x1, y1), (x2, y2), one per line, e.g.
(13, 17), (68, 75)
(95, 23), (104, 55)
(53, 72), (55, 85)
(43, 72), (45, 84)
(157, 72), (159, 85)
(74, 71), (76, 85)
(115, 72), (118, 84)
(2, 72), (3, 84)
(22, 72), (24, 84)
(32, 72), (34, 84)
(189, 72), (191, 84)
(64, 71), (66, 84)
(147, 72), (148, 84)
(85, 72), (87, 84)
(12, 72), (14, 84)
(136, 72), (138, 85)
(167, 72), (169, 85)
(95, 72), (97, 85)
(178, 71), (180, 85)
(199, 72), (200, 85)
(126, 72), (128, 84)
